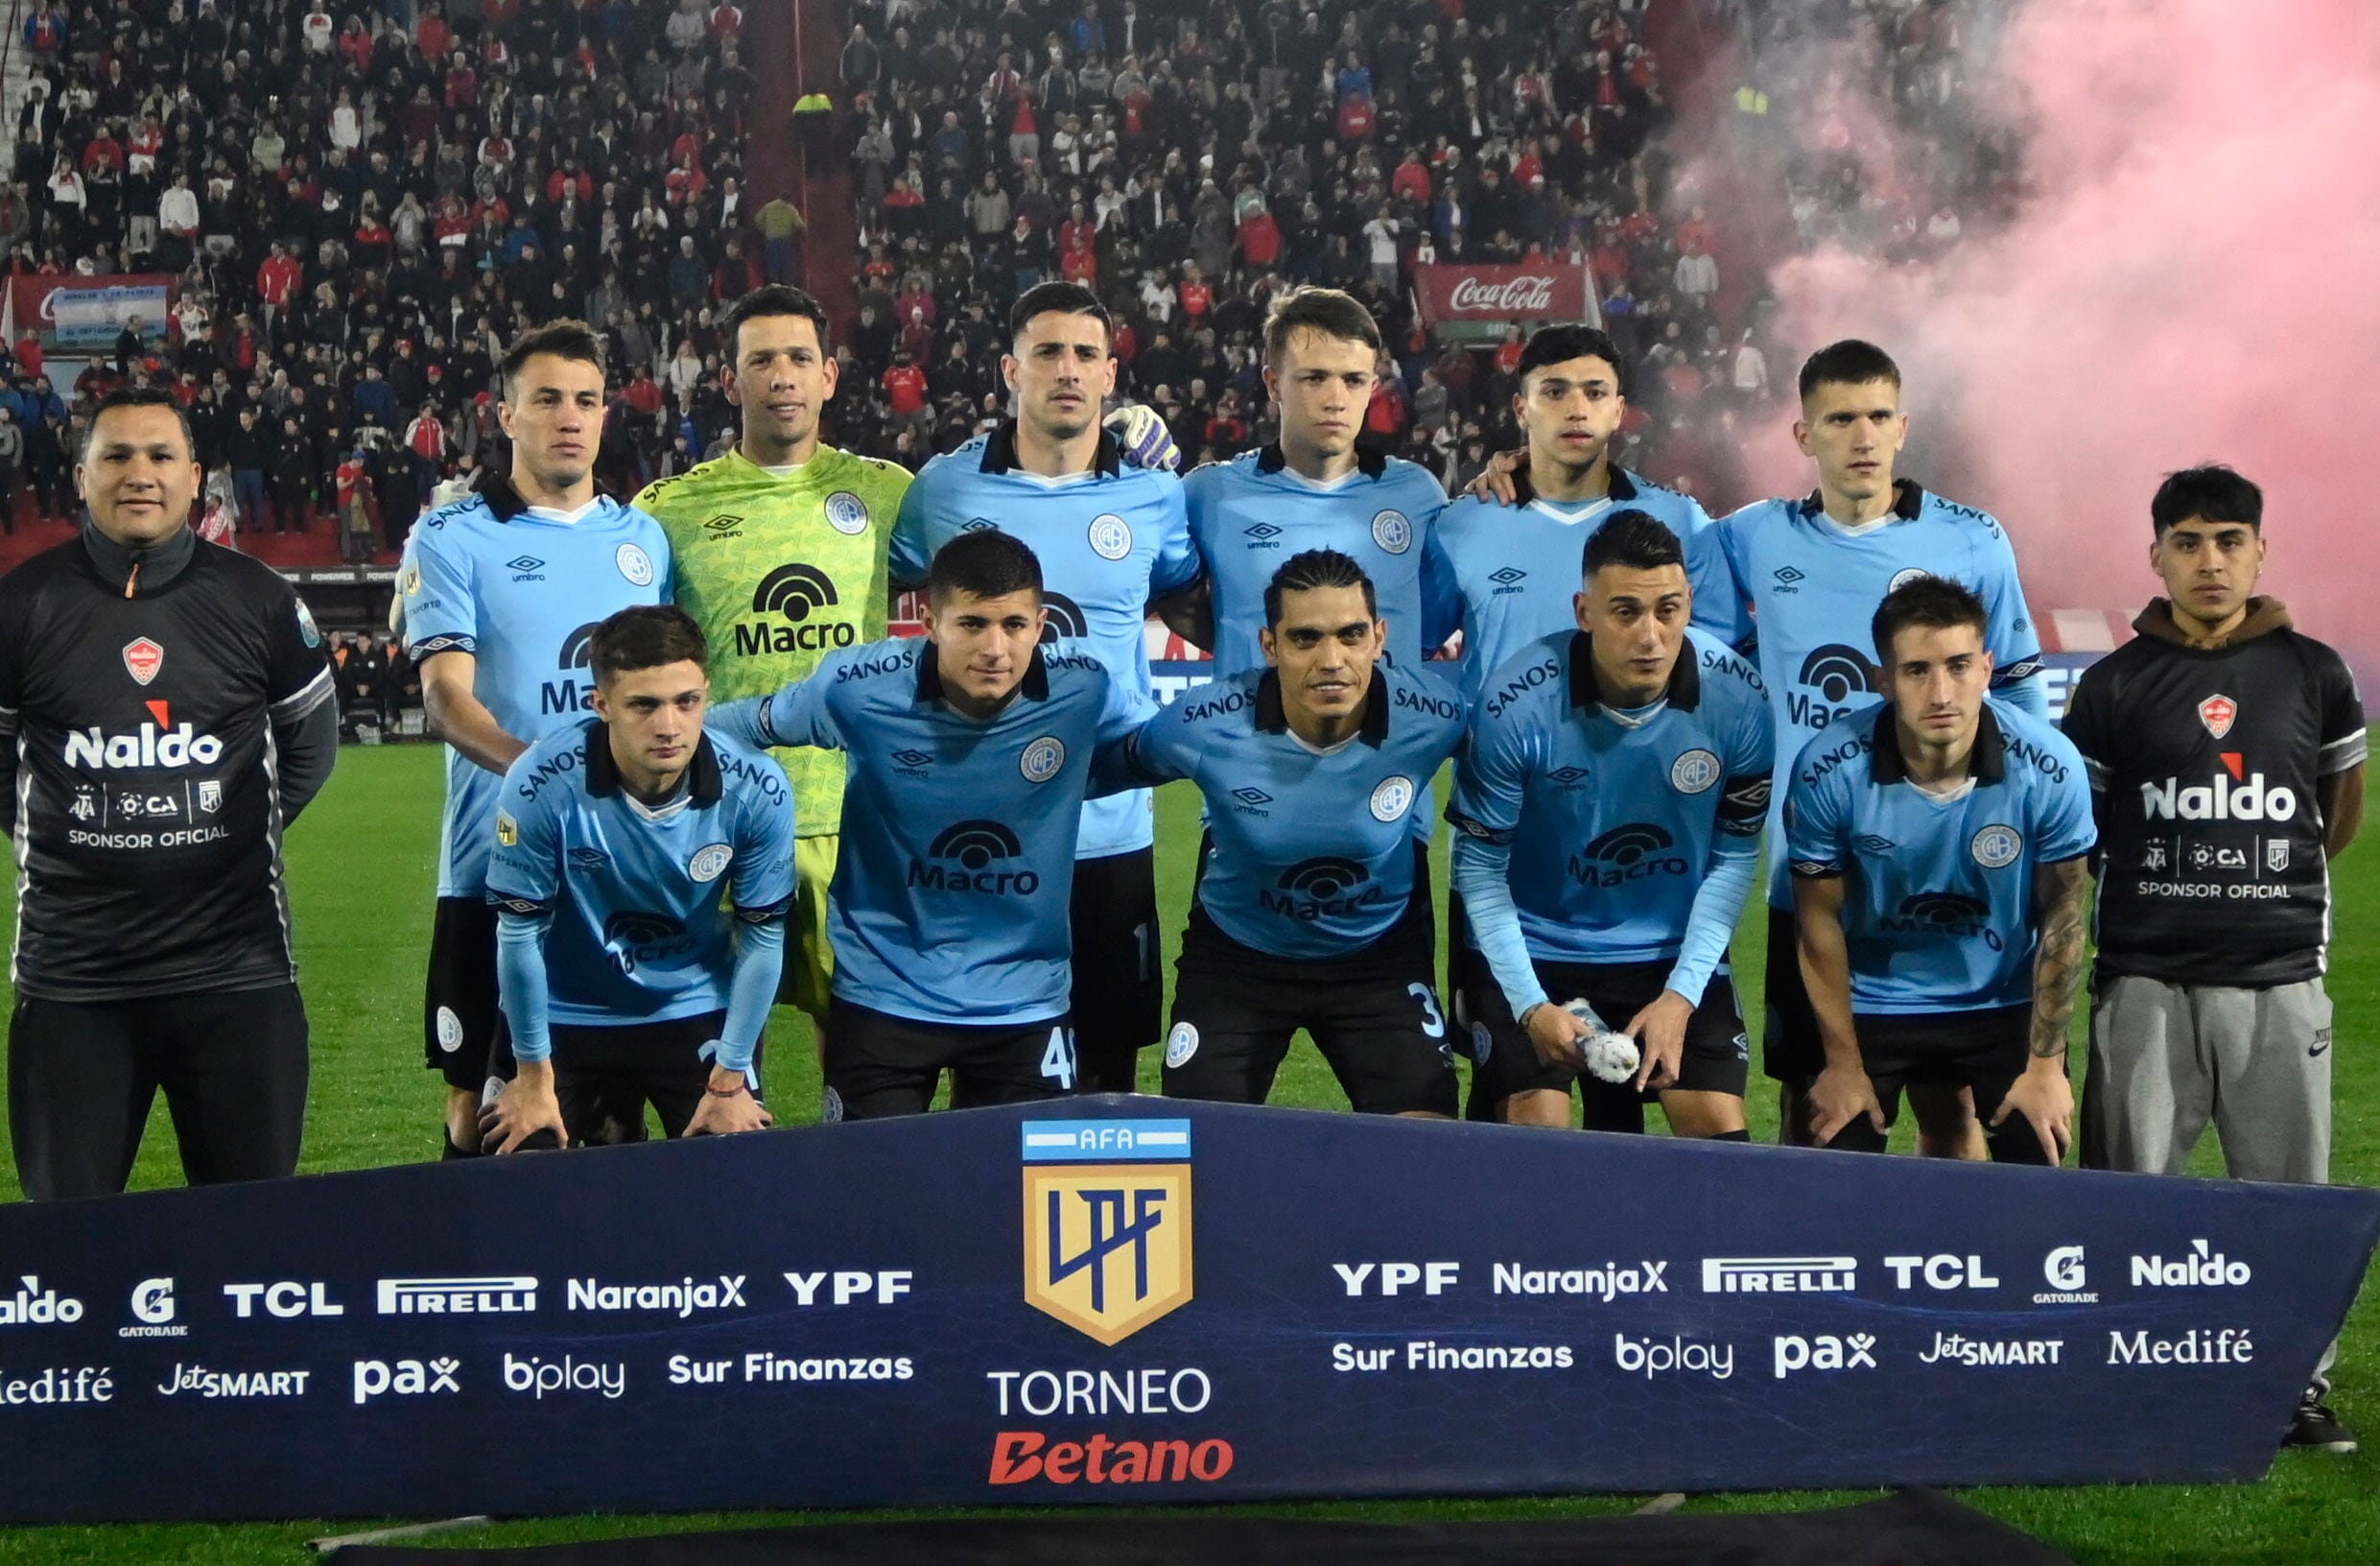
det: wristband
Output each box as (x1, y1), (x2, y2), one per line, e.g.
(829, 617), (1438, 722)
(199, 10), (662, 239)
(704, 1080), (750, 1099)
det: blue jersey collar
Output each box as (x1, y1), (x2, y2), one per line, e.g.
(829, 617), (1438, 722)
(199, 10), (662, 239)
(1253, 667), (1391, 747)
(1255, 440), (1388, 479)
(1796, 478), (1925, 523)
(913, 639), (1052, 706)
(1868, 700), (2008, 787)
(1567, 630), (1702, 715)
(580, 718), (725, 805)
(980, 418), (1122, 477)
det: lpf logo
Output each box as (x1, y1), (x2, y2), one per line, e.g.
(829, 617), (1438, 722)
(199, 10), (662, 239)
(1022, 1118), (1193, 1346)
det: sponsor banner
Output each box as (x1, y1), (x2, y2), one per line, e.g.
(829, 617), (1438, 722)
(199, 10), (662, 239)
(0, 1100), (2367, 1521)
(8, 275), (175, 348)
(1412, 263), (1597, 328)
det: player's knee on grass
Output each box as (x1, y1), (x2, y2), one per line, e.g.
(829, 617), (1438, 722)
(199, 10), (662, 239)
(1499, 1088), (1572, 1127)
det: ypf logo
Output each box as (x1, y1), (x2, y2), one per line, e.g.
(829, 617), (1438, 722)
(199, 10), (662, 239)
(1568, 823), (1689, 889)
(1023, 1117), (1193, 1345)
(1790, 644), (1879, 727)
(738, 564), (856, 656)
(912, 821), (1040, 893)
(1038, 591), (1091, 643)
(601, 910), (695, 974)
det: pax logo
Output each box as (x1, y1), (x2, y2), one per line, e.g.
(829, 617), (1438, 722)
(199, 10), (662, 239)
(123, 637), (164, 685)
(1773, 1332), (1875, 1378)
(2198, 694), (2236, 739)
(352, 1357), (459, 1404)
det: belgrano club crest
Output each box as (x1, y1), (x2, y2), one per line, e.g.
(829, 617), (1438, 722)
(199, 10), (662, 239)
(1022, 1119), (1193, 1346)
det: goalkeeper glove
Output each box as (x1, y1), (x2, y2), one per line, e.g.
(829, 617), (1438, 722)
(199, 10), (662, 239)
(1104, 402), (1181, 473)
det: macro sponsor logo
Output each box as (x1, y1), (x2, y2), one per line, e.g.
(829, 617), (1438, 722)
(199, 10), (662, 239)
(0, 1366), (112, 1405)
(2108, 1328), (2253, 1366)
(1614, 1334), (1732, 1380)
(1702, 1257), (1855, 1294)
(1920, 1332), (2062, 1367)
(62, 702), (224, 770)
(601, 910), (696, 975)
(374, 1276), (538, 1315)
(1492, 1261), (1667, 1300)
(1262, 856), (1385, 920)
(351, 1357), (460, 1404)
(1037, 592), (1090, 642)
(736, 563), (856, 656)
(909, 820), (1039, 894)
(567, 1275), (746, 1317)
(1568, 823), (1689, 889)
(0, 1277), (84, 1326)
(540, 620), (603, 715)
(1789, 644), (1879, 728)
(670, 1352), (915, 1386)
(1881, 893), (2003, 949)
(156, 1364), (312, 1398)
(2141, 756), (2297, 822)
(2131, 1239), (2251, 1288)
(223, 1281), (344, 1318)
(122, 1277), (186, 1339)
(1772, 1333), (1876, 1378)
(504, 1351), (624, 1400)
(1022, 1119), (1193, 1346)
(2036, 1246), (2098, 1304)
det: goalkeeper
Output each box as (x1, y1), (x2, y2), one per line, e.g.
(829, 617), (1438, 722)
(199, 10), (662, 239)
(1446, 513), (1773, 1138)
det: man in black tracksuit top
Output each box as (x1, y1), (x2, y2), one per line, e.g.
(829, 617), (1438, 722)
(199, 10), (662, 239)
(0, 388), (339, 1199)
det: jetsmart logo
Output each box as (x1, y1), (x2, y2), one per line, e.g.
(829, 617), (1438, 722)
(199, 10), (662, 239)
(2141, 755), (2297, 822)
(375, 1276), (539, 1315)
(2131, 1239), (2251, 1288)
(1261, 856), (1382, 920)
(909, 820), (1040, 894)
(1569, 823), (1689, 888)
(736, 563), (856, 656)
(62, 702), (224, 770)
(1702, 1257), (1856, 1294)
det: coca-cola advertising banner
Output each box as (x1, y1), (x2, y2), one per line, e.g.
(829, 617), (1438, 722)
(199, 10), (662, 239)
(1413, 263), (1598, 329)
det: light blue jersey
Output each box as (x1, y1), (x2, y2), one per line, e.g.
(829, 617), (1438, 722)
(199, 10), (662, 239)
(1783, 699), (2094, 1015)
(1448, 629), (1773, 1016)
(890, 423), (1199, 860)
(713, 639), (1143, 1028)
(403, 479), (673, 896)
(1717, 480), (2045, 909)
(485, 723), (796, 1056)
(1184, 444), (1460, 679)
(1109, 661), (1468, 959)
(1436, 467), (1749, 710)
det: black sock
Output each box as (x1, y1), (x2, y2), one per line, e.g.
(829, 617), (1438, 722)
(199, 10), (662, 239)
(441, 1130), (479, 1160)
(1709, 1128), (1752, 1142)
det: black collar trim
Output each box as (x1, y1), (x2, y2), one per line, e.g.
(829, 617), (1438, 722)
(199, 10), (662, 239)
(80, 518), (197, 595)
(1567, 630), (1701, 713)
(1797, 478), (1925, 522)
(1253, 667), (1391, 747)
(1255, 440), (1388, 479)
(980, 419), (1122, 477)
(1514, 461), (1639, 510)
(1869, 700), (2007, 786)
(914, 640), (1052, 704)
(581, 720), (724, 805)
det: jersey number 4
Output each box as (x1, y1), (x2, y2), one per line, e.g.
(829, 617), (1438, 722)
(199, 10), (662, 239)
(1041, 1027), (1078, 1090)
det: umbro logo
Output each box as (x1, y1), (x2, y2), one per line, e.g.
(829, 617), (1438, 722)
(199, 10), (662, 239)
(961, 517), (997, 533)
(1774, 566), (1805, 583)
(703, 514), (743, 538)
(892, 747), (933, 770)
(507, 555), (547, 580)
(1489, 567), (1526, 584)
(1853, 834), (1897, 855)
(1230, 786), (1273, 815)
(568, 846), (608, 868)
(1546, 766), (1591, 786)
(1244, 522), (1284, 548)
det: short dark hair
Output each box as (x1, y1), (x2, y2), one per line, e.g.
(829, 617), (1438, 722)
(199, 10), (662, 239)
(1519, 324), (1625, 394)
(500, 318), (606, 400)
(720, 283), (832, 363)
(1872, 575), (1988, 663)
(928, 528), (1043, 605)
(1008, 280), (1112, 347)
(2151, 463), (2262, 536)
(590, 605), (708, 682)
(1798, 339), (1901, 401)
(1262, 286), (1381, 363)
(91, 385), (194, 455)
(1582, 510), (1684, 579)
(1264, 548), (1377, 625)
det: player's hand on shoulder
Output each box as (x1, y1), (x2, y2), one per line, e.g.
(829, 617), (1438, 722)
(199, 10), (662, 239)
(1804, 1060), (1885, 1147)
(480, 1063), (569, 1153)
(1104, 402), (1180, 473)
(1466, 445), (1529, 506)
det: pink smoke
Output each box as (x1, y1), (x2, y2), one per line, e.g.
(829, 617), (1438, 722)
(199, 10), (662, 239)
(1754, 0), (2380, 668)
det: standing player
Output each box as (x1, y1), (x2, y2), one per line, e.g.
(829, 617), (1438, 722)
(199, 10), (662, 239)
(633, 286), (909, 1059)
(0, 388), (337, 1198)
(2063, 465), (2364, 1451)
(1787, 578), (2094, 1163)
(1718, 340), (2049, 1151)
(1105, 551), (1467, 1118)
(1449, 513), (1771, 1136)
(707, 531), (1143, 1120)
(892, 282), (1201, 1094)
(479, 607), (793, 1152)
(404, 320), (673, 1158)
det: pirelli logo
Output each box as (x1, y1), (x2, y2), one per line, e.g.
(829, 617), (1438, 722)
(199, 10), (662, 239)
(375, 1276), (540, 1315)
(1700, 1257), (1857, 1294)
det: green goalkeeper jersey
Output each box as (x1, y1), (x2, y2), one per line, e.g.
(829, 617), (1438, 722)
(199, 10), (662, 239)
(637, 446), (910, 838)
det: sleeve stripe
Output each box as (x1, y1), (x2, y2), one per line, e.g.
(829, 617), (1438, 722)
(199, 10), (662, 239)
(1993, 658), (2042, 685)
(2320, 727), (2367, 753)
(269, 664), (336, 724)
(2318, 729), (2368, 776)
(410, 633), (477, 659)
(735, 899), (792, 924)
(1789, 859), (1844, 879)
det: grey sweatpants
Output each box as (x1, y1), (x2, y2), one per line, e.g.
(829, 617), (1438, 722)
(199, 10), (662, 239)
(2084, 973), (2336, 1395)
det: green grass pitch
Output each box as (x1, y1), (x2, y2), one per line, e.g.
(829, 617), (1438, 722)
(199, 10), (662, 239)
(0, 743), (2373, 1562)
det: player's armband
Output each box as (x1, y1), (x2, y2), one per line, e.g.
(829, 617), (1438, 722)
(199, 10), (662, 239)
(734, 898), (791, 925)
(1717, 775), (1771, 837)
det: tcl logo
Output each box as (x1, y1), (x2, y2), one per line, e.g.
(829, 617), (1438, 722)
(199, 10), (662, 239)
(2141, 757), (2296, 822)
(62, 703), (224, 770)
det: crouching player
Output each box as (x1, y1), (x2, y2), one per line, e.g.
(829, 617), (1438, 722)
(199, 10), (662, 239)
(709, 530), (1144, 1119)
(1788, 578), (2095, 1161)
(1103, 549), (1468, 1116)
(1448, 513), (1773, 1136)
(481, 606), (795, 1151)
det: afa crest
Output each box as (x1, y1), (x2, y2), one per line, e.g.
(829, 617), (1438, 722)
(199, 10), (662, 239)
(1022, 1119), (1193, 1346)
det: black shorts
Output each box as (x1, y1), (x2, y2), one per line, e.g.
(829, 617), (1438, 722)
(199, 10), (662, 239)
(1762, 905), (1823, 1087)
(1070, 846), (1163, 1092)
(1164, 892), (1458, 1117)
(824, 997), (1074, 1121)
(425, 895), (510, 1091)
(1462, 955), (1750, 1123)
(548, 1009), (737, 1145)
(1809, 1004), (2050, 1164)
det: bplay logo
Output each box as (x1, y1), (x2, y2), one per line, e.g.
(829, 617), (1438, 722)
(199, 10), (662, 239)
(504, 1351), (624, 1400)
(1613, 1334), (1732, 1381)
(1772, 1333), (1876, 1378)
(0, 1276), (84, 1327)
(352, 1357), (460, 1404)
